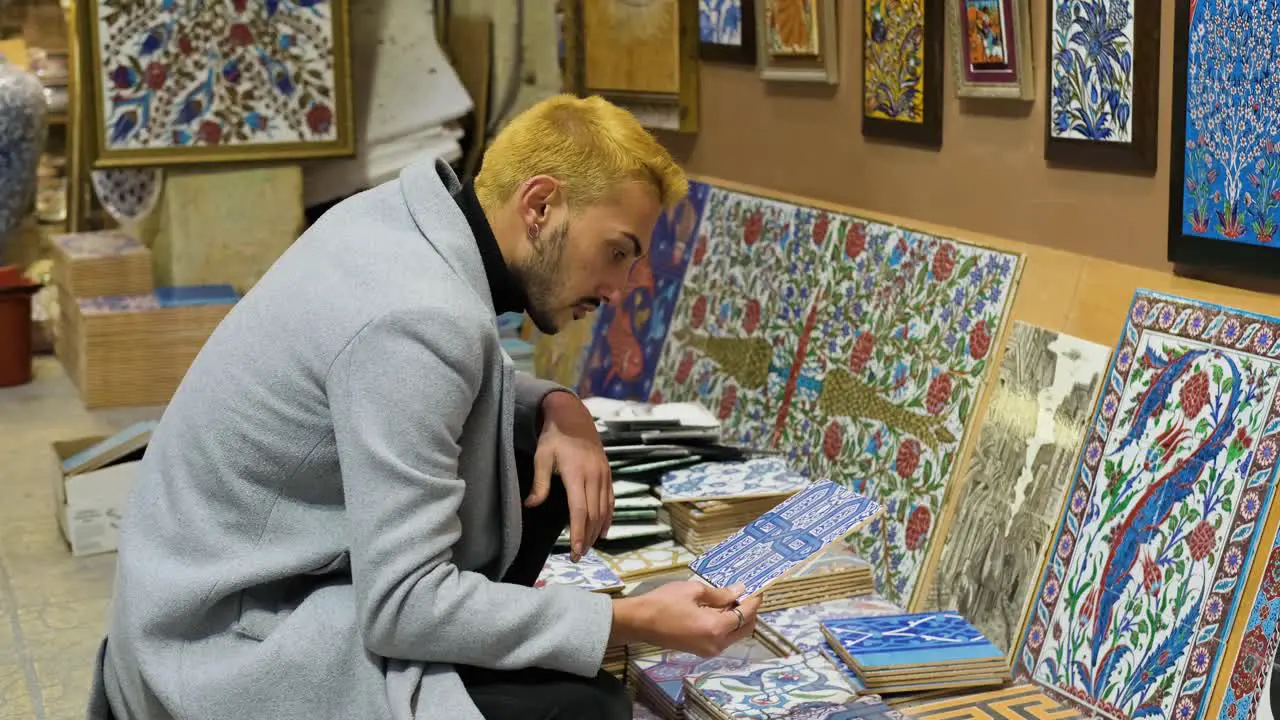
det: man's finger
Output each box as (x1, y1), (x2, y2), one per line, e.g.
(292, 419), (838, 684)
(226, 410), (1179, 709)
(601, 462), (615, 535)
(525, 447), (555, 508)
(697, 582), (747, 609)
(563, 473), (590, 560)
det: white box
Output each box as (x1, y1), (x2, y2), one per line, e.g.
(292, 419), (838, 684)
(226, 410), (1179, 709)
(50, 436), (140, 556)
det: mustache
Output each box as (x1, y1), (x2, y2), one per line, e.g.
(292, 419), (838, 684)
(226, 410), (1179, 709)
(577, 299), (601, 310)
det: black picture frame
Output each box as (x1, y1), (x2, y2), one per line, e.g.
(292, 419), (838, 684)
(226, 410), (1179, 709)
(700, 0), (758, 64)
(1043, 0), (1160, 174)
(861, 0), (944, 149)
(1168, 0), (1280, 274)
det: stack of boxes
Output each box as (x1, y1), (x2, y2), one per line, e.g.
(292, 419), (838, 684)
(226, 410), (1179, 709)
(50, 231), (238, 408)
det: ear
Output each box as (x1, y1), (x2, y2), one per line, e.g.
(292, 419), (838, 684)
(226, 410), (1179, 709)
(517, 175), (561, 229)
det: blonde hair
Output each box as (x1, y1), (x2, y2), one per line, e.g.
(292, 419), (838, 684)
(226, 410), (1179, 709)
(475, 94), (688, 214)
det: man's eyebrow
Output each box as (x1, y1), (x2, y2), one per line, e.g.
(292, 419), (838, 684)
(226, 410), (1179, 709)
(621, 232), (643, 258)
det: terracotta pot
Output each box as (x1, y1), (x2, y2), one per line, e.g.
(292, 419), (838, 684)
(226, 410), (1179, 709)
(0, 264), (41, 387)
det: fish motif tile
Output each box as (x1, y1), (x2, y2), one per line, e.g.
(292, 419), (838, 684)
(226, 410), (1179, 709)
(533, 550), (624, 593)
(760, 595), (904, 653)
(821, 612), (1004, 671)
(1015, 291), (1280, 720)
(687, 651), (859, 719)
(633, 636), (778, 705)
(690, 481), (883, 600)
(580, 181), (709, 401)
(660, 456), (811, 502)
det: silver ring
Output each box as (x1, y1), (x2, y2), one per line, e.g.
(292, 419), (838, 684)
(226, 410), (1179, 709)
(732, 607), (745, 631)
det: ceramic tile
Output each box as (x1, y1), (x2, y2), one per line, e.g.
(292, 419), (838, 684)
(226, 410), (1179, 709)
(0, 663), (37, 719)
(632, 699), (664, 720)
(649, 188), (827, 448)
(822, 612), (1003, 671)
(633, 636), (777, 705)
(1217, 537), (1280, 720)
(686, 651), (858, 719)
(917, 322), (1109, 653)
(777, 220), (1022, 607)
(759, 596), (903, 653)
(1016, 291), (1280, 720)
(782, 696), (903, 720)
(50, 230), (145, 259)
(579, 181), (709, 401)
(905, 683), (1083, 718)
(818, 643), (865, 692)
(534, 550), (624, 593)
(659, 456), (810, 502)
(790, 543), (871, 579)
(690, 481), (883, 600)
(599, 540), (695, 578)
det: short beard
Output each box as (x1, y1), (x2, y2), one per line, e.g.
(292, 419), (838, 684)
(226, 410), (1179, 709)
(512, 220), (569, 335)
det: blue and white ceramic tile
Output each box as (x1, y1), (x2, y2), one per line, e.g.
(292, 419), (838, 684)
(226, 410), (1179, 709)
(0, 60), (47, 247)
(77, 293), (161, 315)
(699, 0), (745, 45)
(690, 481), (883, 600)
(819, 643), (866, 692)
(820, 612), (1003, 671)
(634, 636), (777, 705)
(91, 167), (163, 224)
(52, 230), (146, 259)
(760, 596), (903, 653)
(660, 456), (811, 502)
(534, 550), (624, 593)
(783, 696), (904, 720)
(632, 700), (663, 720)
(687, 651), (859, 719)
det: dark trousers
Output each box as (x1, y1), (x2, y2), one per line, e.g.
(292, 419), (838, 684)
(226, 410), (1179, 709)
(456, 450), (632, 720)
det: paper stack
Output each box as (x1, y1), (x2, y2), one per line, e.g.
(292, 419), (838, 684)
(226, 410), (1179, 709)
(59, 285), (238, 408)
(754, 595), (903, 657)
(660, 458), (811, 553)
(760, 544), (877, 613)
(627, 637), (777, 720)
(819, 612), (1010, 697)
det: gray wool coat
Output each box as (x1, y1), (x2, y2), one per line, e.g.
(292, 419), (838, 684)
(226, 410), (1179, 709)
(86, 158), (615, 720)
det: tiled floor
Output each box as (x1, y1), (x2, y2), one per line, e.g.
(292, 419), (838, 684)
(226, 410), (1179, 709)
(0, 356), (162, 719)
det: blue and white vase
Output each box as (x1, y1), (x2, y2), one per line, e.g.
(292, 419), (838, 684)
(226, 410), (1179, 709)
(0, 57), (47, 253)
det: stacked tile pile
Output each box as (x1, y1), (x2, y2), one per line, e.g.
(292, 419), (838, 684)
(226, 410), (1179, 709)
(759, 544), (877, 613)
(533, 550), (628, 678)
(50, 232), (239, 408)
(681, 652), (897, 720)
(659, 457), (810, 553)
(627, 638), (777, 720)
(753, 595), (903, 657)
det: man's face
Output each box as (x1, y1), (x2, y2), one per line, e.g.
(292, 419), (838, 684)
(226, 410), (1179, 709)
(515, 181), (662, 334)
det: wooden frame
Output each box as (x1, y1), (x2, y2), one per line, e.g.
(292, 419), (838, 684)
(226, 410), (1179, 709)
(756, 0), (838, 84)
(861, 0), (943, 147)
(1168, 0), (1280, 274)
(947, 0), (1034, 100)
(1043, 0), (1160, 173)
(700, 0), (758, 64)
(561, 0), (700, 134)
(84, 0), (355, 167)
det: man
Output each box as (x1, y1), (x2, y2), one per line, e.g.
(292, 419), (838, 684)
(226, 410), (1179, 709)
(88, 95), (761, 720)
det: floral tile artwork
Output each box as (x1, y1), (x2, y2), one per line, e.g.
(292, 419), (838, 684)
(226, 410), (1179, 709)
(1179, 0), (1280, 248)
(533, 550), (624, 593)
(863, 0), (926, 123)
(906, 684), (1084, 719)
(690, 480), (883, 600)
(599, 539), (696, 578)
(759, 595), (904, 653)
(1048, 1), (1137, 143)
(1215, 540), (1280, 719)
(765, 0), (821, 56)
(687, 651), (859, 719)
(821, 612), (1004, 671)
(650, 187), (828, 449)
(634, 636), (778, 705)
(579, 182), (709, 401)
(89, 0), (349, 156)
(1015, 291), (1280, 720)
(660, 456), (811, 502)
(778, 218), (1021, 607)
(700, 0), (746, 45)
(918, 322), (1110, 654)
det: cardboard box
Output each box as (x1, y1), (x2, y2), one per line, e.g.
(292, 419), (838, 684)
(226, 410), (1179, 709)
(49, 434), (145, 556)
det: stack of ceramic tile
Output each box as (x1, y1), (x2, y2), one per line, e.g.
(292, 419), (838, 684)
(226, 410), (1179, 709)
(601, 539), (696, 583)
(681, 652), (876, 720)
(659, 457), (811, 553)
(760, 544), (877, 613)
(820, 612), (1010, 697)
(754, 595), (904, 657)
(628, 637), (777, 719)
(533, 550), (628, 678)
(58, 285), (238, 408)
(50, 231), (154, 300)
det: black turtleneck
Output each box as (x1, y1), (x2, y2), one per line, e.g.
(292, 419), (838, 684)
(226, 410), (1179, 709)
(453, 178), (529, 316)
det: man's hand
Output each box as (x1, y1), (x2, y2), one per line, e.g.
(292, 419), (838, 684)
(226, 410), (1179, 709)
(526, 390), (613, 561)
(610, 581), (762, 657)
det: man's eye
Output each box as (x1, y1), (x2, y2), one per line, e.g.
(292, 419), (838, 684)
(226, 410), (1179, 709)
(613, 249), (626, 262)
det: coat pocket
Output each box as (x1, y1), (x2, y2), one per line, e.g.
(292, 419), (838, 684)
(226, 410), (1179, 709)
(232, 552), (351, 641)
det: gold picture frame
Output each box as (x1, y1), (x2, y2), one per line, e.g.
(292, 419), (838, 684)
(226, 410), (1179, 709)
(947, 0), (1034, 100)
(757, 0), (838, 84)
(84, 0), (355, 168)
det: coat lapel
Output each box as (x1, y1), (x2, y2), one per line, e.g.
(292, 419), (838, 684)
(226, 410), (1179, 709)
(398, 157), (524, 579)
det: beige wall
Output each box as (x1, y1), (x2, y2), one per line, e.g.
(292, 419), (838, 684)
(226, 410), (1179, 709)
(657, 1), (1275, 292)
